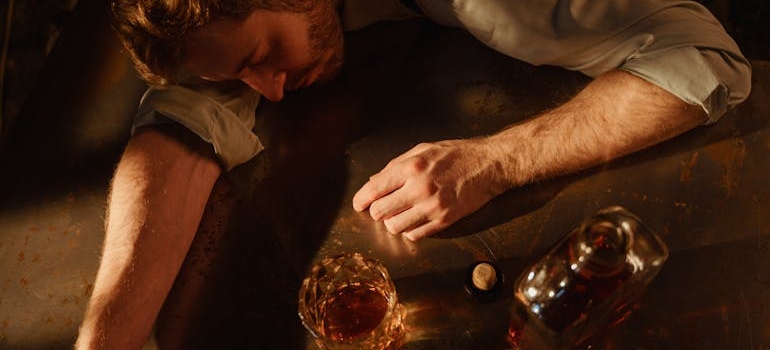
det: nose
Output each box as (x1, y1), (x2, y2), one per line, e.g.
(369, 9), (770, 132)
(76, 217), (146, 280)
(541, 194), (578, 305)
(240, 67), (287, 102)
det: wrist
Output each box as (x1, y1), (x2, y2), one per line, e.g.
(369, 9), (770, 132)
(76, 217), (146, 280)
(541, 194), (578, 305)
(476, 133), (525, 193)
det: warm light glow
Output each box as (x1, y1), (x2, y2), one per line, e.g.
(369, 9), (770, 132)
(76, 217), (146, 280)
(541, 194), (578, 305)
(627, 252), (644, 272)
(621, 221), (632, 233)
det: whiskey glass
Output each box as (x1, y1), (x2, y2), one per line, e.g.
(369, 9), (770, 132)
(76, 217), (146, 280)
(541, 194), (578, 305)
(298, 253), (405, 350)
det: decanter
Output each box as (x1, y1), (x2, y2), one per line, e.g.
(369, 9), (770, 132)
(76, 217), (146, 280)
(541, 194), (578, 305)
(507, 206), (669, 349)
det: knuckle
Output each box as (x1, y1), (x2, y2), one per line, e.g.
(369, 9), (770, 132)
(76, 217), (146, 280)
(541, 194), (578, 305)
(427, 194), (450, 212)
(405, 156), (430, 174)
(415, 142), (433, 151)
(432, 210), (449, 225)
(412, 181), (438, 198)
(426, 201), (452, 225)
(368, 202), (382, 220)
(434, 213), (451, 226)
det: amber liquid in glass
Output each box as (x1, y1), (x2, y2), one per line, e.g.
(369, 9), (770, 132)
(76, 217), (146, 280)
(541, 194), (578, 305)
(321, 284), (389, 341)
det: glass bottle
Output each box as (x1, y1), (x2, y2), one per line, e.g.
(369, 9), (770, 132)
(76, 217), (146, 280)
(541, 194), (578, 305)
(507, 206), (669, 349)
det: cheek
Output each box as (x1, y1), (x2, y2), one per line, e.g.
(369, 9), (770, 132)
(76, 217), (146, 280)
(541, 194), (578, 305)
(288, 44), (317, 69)
(183, 38), (245, 80)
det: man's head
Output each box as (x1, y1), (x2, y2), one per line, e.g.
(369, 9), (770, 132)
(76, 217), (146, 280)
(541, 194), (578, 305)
(112, 0), (344, 101)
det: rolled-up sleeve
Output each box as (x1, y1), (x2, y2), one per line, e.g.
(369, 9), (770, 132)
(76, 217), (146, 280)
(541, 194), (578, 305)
(417, 0), (751, 123)
(133, 79), (264, 171)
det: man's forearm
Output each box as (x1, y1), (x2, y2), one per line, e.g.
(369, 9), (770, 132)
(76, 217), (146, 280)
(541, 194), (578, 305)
(76, 124), (221, 349)
(352, 69), (709, 240)
(490, 69), (708, 189)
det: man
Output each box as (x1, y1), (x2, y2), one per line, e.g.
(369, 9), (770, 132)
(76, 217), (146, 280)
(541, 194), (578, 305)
(76, 0), (751, 348)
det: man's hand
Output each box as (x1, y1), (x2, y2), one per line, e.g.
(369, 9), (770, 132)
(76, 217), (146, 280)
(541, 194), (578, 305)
(353, 138), (510, 241)
(353, 70), (706, 241)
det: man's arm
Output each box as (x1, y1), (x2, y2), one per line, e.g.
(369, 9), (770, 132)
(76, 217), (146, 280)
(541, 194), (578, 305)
(76, 123), (221, 349)
(353, 69), (706, 240)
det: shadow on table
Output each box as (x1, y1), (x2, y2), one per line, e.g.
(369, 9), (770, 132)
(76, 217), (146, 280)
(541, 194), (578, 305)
(152, 77), (361, 348)
(437, 176), (577, 240)
(395, 256), (527, 350)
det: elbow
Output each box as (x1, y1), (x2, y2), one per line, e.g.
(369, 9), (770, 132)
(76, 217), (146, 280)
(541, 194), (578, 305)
(726, 53), (753, 109)
(700, 48), (752, 123)
(716, 48), (753, 110)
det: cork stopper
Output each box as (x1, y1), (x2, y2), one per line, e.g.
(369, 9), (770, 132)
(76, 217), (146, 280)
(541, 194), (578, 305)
(472, 263), (497, 291)
(465, 261), (503, 301)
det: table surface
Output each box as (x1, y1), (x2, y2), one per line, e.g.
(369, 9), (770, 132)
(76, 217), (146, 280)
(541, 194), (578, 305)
(0, 2), (768, 349)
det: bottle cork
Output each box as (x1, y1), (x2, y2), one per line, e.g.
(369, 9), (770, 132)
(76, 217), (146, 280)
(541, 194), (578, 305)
(465, 261), (503, 302)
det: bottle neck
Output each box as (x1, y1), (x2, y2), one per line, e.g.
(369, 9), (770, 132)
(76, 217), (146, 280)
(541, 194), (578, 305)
(569, 219), (630, 279)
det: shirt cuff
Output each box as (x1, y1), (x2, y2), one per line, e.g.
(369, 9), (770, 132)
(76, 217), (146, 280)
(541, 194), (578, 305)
(620, 46), (728, 124)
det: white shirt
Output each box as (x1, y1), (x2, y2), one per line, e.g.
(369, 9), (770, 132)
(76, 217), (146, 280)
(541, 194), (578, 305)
(133, 0), (751, 170)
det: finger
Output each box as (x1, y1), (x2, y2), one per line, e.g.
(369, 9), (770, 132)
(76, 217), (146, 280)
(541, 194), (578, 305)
(368, 189), (412, 221)
(402, 220), (448, 241)
(382, 207), (429, 235)
(352, 170), (405, 212)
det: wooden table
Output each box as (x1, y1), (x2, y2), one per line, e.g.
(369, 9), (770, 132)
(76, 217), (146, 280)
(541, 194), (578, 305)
(0, 2), (768, 349)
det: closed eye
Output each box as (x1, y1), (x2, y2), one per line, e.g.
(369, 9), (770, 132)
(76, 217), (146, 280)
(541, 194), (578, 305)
(234, 44), (270, 79)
